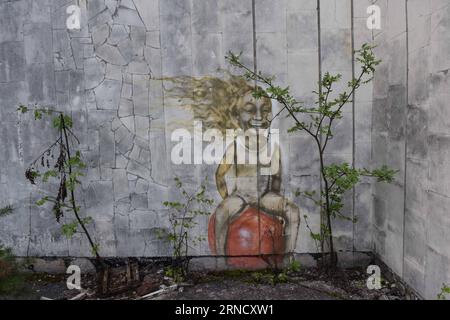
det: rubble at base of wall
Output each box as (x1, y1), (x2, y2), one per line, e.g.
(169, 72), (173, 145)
(372, 255), (423, 300)
(15, 251), (375, 274)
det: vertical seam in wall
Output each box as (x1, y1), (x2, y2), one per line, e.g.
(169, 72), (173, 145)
(49, 2), (69, 256)
(252, 0), (258, 75)
(351, 0), (356, 252)
(402, 0), (410, 278)
(27, 193), (31, 257)
(317, 0), (322, 123)
(158, 0), (166, 158)
(317, 0), (323, 237)
(251, 0), (262, 256)
(370, 0), (375, 252)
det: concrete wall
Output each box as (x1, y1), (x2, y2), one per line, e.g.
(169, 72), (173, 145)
(0, 0), (449, 298)
(371, 0), (450, 299)
(0, 0), (375, 260)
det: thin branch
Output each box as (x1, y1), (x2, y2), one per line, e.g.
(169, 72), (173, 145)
(321, 71), (365, 153)
(28, 138), (63, 167)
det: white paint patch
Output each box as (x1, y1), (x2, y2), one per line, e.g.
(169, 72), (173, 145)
(16, 112), (24, 165)
(239, 228), (252, 248)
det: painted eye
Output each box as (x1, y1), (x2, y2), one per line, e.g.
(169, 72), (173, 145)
(262, 104), (271, 113)
(243, 103), (256, 113)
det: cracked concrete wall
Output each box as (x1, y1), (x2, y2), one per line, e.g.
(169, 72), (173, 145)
(371, 0), (450, 299)
(1, 0), (448, 298)
(0, 1), (376, 263)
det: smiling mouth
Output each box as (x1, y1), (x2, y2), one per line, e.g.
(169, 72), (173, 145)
(250, 119), (269, 128)
(250, 119), (262, 127)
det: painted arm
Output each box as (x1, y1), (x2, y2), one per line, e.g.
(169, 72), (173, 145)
(216, 162), (232, 199)
(270, 170), (281, 193)
(215, 143), (235, 199)
(269, 145), (282, 193)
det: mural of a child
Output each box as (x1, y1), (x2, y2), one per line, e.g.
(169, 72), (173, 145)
(166, 75), (300, 268)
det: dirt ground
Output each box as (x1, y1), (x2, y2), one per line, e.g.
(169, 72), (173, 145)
(160, 268), (410, 300)
(0, 273), (68, 300)
(0, 264), (414, 300)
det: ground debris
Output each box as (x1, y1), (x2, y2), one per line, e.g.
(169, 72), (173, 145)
(1, 265), (411, 300)
(69, 291), (88, 300)
(137, 284), (178, 300)
(135, 274), (161, 296)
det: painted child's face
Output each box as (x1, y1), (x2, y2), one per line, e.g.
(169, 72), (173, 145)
(238, 92), (273, 131)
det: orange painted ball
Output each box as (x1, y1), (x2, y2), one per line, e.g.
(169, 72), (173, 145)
(208, 207), (285, 269)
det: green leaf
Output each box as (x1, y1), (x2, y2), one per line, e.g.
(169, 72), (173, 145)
(42, 170), (58, 183)
(68, 152), (86, 169)
(0, 205), (14, 217)
(310, 232), (322, 241)
(438, 284), (450, 300)
(289, 260), (301, 273)
(34, 110), (42, 120)
(62, 221), (78, 238)
(174, 177), (182, 188)
(36, 197), (49, 206)
(91, 243), (100, 256)
(364, 165), (397, 183)
(17, 105), (28, 113)
(81, 216), (93, 225)
(53, 114), (73, 129)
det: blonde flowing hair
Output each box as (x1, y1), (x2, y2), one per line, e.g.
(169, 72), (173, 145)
(162, 74), (271, 133)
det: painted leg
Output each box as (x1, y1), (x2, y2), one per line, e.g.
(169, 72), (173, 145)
(260, 192), (301, 253)
(212, 195), (246, 256)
